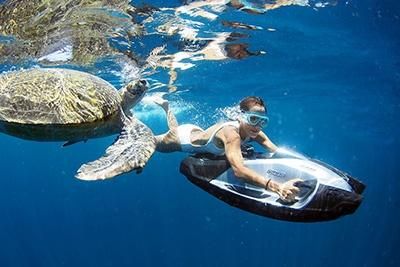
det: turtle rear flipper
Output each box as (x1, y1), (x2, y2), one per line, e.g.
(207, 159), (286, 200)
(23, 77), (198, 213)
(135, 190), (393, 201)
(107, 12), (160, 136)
(75, 117), (156, 180)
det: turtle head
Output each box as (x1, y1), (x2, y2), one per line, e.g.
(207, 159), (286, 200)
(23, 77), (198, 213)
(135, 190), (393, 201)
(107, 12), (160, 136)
(120, 79), (148, 111)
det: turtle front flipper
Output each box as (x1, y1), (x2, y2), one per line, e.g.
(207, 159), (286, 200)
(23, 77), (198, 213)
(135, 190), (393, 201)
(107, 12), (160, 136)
(75, 116), (156, 180)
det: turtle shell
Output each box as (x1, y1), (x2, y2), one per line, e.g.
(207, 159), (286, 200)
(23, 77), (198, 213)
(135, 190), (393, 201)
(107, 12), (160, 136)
(0, 68), (122, 124)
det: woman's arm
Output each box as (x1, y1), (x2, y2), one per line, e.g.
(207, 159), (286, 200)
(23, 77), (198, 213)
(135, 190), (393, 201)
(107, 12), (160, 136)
(255, 131), (278, 152)
(220, 128), (299, 201)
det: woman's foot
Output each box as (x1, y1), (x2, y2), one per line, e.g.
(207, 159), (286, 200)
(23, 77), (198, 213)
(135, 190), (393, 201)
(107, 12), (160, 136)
(152, 93), (169, 109)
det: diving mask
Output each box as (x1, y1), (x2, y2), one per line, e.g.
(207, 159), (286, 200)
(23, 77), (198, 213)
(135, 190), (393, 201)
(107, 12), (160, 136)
(242, 111), (269, 127)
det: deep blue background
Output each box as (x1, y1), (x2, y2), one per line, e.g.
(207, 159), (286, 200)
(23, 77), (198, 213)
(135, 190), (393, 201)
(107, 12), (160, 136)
(0, 0), (399, 266)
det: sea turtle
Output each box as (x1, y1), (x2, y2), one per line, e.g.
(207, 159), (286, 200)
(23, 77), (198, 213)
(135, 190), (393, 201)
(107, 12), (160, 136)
(0, 68), (155, 180)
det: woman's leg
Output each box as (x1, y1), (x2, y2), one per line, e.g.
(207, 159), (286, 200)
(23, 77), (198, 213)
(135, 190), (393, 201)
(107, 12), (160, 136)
(153, 97), (181, 152)
(157, 99), (178, 131)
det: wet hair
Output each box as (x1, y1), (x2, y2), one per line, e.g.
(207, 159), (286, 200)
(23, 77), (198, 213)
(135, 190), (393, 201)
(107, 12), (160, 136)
(239, 96), (266, 113)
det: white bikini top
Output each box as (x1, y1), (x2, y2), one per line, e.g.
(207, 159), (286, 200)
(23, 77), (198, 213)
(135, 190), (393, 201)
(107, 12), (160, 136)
(197, 121), (248, 155)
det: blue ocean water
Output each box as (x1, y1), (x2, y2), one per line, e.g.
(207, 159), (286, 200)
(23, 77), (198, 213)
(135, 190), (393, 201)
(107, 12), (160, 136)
(0, 0), (399, 266)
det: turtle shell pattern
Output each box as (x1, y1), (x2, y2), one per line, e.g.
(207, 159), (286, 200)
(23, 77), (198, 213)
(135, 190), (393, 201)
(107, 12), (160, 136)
(0, 68), (122, 124)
